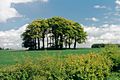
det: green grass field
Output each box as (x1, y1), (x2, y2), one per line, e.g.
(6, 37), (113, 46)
(0, 48), (100, 66)
(0, 47), (120, 80)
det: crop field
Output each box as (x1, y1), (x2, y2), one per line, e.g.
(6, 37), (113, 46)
(0, 48), (100, 66)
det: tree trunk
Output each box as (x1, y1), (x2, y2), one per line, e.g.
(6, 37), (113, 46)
(64, 37), (67, 48)
(37, 38), (40, 50)
(74, 36), (77, 49)
(69, 37), (71, 49)
(47, 36), (48, 49)
(40, 39), (41, 49)
(60, 34), (63, 49)
(65, 40), (67, 48)
(34, 38), (37, 50)
(55, 33), (58, 49)
(50, 36), (52, 47)
(42, 34), (45, 50)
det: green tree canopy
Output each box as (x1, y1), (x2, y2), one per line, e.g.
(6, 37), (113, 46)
(22, 16), (87, 50)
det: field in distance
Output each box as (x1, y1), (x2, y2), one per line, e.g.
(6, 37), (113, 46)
(0, 48), (100, 66)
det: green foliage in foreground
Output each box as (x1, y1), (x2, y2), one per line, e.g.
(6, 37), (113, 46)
(0, 46), (120, 80)
(100, 45), (120, 80)
(0, 53), (113, 80)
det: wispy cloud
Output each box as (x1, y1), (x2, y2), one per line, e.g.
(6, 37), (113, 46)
(12, 0), (48, 4)
(94, 5), (107, 9)
(85, 17), (99, 22)
(94, 0), (120, 25)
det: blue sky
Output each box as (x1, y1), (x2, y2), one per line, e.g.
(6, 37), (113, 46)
(0, 0), (119, 30)
(0, 0), (120, 49)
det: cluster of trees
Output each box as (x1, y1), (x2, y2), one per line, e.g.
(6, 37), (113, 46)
(22, 17), (87, 50)
(91, 44), (120, 48)
(0, 47), (3, 50)
(0, 47), (11, 50)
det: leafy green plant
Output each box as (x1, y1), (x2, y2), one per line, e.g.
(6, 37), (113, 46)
(64, 53), (113, 80)
(99, 44), (120, 79)
(101, 44), (120, 71)
(0, 53), (113, 80)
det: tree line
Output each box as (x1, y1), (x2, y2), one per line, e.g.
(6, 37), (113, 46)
(91, 44), (120, 48)
(22, 17), (87, 50)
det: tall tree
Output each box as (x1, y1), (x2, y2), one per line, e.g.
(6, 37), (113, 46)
(39, 19), (49, 49)
(22, 26), (36, 50)
(22, 20), (42, 50)
(31, 20), (42, 50)
(48, 17), (73, 49)
(73, 23), (87, 49)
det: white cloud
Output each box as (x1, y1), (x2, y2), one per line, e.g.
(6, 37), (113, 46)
(94, 5), (106, 9)
(1, 24), (120, 49)
(0, 0), (48, 22)
(0, 24), (28, 49)
(116, 0), (120, 5)
(12, 0), (48, 4)
(115, 0), (120, 11)
(85, 17), (99, 22)
(91, 17), (99, 22)
(81, 24), (120, 48)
